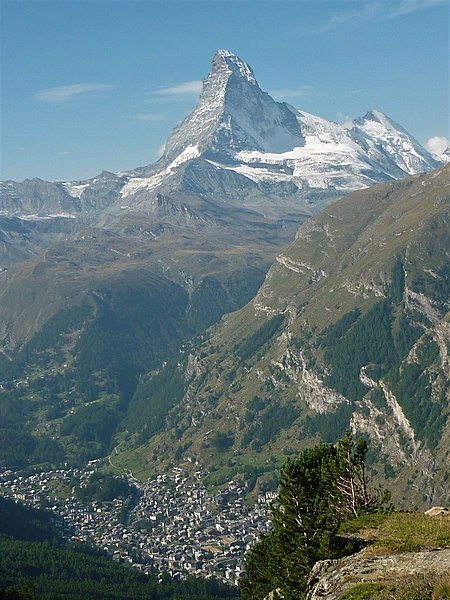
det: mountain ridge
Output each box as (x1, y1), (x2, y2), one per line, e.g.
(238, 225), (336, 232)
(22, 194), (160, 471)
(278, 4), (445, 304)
(1, 50), (440, 225)
(127, 164), (450, 508)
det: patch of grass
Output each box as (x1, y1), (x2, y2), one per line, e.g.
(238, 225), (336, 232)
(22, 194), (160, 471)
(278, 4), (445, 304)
(339, 583), (384, 599)
(372, 513), (450, 553)
(373, 536), (421, 553)
(339, 511), (390, 535)
(432, 573), (450, 600)
(340, 512), (450, 553)
(110, 444), (154, 482)
(339, 575), (438, 600)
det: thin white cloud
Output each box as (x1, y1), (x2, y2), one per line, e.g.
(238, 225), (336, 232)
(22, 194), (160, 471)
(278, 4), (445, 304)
(389, 0), (447, 17)
(135, 113), (167, 121)
(154, 80), (202, 96)
(317, 2), (381, 32)
(425, 136), (450, 157)
(34, 83), (114, 103)
(271, 86), (313, 100)
(317, 0), (446, 32)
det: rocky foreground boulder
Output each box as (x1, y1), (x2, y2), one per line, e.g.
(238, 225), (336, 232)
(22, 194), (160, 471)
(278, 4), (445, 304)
(306, 547), (450, 599)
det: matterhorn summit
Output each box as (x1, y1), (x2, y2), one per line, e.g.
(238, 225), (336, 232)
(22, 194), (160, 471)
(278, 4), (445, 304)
(1, 49), (441, 222)
(119, 49), (439, 210)
(161, 49), (305, 165)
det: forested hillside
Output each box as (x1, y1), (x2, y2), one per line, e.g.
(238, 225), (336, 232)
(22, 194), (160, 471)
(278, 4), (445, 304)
(124, 165), (450, 508)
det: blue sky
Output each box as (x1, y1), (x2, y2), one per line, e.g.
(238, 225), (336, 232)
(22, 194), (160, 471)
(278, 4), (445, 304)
(1, 0), (449, 182)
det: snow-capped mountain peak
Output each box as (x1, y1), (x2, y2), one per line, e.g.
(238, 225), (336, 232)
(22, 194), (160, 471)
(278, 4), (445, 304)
(211, 49), (257, 85)
(115, 51), (441, 208)
(441, 146), (450, 163)
(161, 49), (305, 164)
(352, 110), (439, 176)
(353, 110), (420, 143)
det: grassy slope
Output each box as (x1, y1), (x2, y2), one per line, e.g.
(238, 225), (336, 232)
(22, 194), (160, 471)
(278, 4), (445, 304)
(336, 511), (450, 599)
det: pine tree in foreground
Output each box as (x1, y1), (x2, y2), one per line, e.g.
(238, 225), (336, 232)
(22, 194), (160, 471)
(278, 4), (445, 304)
(240, 432), (390, 600)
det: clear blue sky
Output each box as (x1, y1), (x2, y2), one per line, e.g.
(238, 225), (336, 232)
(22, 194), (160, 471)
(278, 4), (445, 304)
(1, 0), (449, 182)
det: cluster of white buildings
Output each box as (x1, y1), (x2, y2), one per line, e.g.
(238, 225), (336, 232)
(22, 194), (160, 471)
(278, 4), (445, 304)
(0, 466), (276, 584)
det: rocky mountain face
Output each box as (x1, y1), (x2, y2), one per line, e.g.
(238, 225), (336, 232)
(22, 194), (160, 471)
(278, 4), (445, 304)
(0, 51), (445, 486)
(134, 164), (450, 508)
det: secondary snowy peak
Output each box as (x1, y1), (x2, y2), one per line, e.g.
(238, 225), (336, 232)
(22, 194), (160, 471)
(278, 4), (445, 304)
(435, 145), (450, 163)
(351, 110), (439, 175)
(161, 49), (305, 164)
(357, 110), (406, 132)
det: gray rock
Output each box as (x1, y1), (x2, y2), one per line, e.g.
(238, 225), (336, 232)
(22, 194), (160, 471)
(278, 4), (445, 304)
(306, 548), (450, 599)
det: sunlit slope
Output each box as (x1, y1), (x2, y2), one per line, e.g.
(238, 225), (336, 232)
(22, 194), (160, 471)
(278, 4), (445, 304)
(133, 165), (449, 508)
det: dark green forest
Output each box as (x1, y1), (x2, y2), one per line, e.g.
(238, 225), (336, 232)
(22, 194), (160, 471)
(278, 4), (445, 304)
(237, 314), (284, 362)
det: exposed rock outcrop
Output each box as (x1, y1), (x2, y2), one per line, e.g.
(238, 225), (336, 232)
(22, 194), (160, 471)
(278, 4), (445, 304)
(306, 547), (450, 599)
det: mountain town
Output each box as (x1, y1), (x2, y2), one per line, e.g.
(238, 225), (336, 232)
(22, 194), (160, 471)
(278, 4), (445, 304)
(1, 464), (274, 585)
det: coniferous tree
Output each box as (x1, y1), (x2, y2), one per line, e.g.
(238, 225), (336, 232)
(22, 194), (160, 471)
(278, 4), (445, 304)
(268, 443), (342, 598)
(240, 433), (389, 600)
(239, 532), (280, 600)
(335, 431), (369, 517)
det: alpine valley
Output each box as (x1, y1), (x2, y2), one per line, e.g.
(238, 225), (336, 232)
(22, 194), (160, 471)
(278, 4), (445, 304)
(0, 50), (448, 510)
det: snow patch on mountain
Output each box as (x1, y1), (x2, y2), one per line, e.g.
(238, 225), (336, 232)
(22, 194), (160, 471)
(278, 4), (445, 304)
(17, 213), (77, 220)
(62, 183), (91, 198)
(120, 145), (200, 198)
(234, 137), (374, 192)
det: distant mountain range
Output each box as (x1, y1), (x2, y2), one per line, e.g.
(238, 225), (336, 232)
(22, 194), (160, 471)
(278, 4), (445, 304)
(0, 51), (447, 508)
(0, 50), (441, 259)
